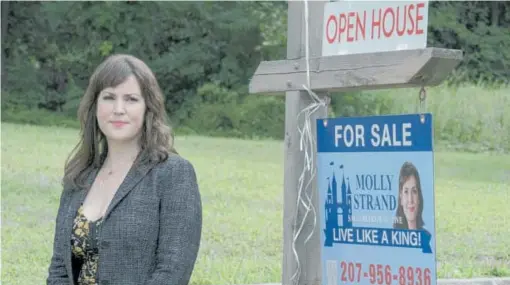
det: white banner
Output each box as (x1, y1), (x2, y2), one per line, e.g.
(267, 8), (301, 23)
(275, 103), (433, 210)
(322, 1), (429, 56)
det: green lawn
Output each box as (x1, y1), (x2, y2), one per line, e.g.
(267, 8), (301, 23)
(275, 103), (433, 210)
(2, 122), (509, 285)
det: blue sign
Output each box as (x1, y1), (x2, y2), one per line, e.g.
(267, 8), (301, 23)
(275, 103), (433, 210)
(317, 114), (436, 285)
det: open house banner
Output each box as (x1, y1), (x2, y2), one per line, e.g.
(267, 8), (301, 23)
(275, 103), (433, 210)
(322, 1), (429, 56)
(316, 114), (437, 285)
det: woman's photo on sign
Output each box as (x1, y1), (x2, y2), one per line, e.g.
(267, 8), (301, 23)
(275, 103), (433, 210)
(393, 161), (426, 231)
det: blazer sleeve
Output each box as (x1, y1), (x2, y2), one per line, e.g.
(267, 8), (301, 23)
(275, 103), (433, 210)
(147, 157), (202, 285)
(46, 188), (71, 285)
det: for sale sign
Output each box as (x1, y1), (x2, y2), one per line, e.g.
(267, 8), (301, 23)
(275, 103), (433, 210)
(317, 114), (437, 285)
(322, 1), (429, 56)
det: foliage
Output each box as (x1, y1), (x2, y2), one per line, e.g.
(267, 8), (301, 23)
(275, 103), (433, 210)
(181, 82), (285, 139)
(2, 1), (510, 153)
(2, 1), (264, 120)
(366, 84), (510, 153)
(428, 1), (510, 84)
(3, 82), (509, 153)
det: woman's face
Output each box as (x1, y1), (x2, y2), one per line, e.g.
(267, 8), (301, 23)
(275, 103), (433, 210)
(96, 75), (146, 144)
(400, 175), (420, 225)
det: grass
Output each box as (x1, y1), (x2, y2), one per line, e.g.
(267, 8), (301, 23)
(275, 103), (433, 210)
(331, 83), (510, 153)
(2, 122), (509, 285)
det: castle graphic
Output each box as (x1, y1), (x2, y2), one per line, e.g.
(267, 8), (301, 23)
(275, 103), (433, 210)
(324, 163), (353, 247)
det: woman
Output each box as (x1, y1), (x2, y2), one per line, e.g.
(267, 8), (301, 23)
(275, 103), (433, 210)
(393, 161), (425, 230)
(47, 54), (202, 285)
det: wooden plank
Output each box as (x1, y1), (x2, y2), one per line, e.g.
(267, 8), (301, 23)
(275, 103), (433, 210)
(282, 1), (304, 283)
(249, 48), (463, 94)
(282, 1), (327, 285)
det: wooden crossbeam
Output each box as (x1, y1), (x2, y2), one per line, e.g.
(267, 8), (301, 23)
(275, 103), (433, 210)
(249, 47), (463, 95)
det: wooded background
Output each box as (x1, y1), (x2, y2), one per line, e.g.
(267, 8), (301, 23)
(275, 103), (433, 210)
(2, 1), (509, 149)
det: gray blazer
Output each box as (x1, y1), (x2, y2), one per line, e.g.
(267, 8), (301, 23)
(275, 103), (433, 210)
(47, 154), (202, 285)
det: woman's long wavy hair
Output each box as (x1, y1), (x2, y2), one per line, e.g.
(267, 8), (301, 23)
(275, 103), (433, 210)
(63, 54), (177, 190)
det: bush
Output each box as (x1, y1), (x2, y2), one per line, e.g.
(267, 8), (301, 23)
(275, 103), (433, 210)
(236, 95), (285, 139)
(329, 91), (396, 118)
(183, 82), (285, 139)
(2, 81), (508, 153)
(365, 83), (510, 153)
(1, 106), (80, 129)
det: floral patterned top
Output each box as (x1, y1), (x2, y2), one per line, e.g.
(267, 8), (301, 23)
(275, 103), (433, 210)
(71, 204), (103, 285)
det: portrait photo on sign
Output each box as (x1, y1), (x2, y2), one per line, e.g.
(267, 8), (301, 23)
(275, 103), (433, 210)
(393, 161), (427, 231)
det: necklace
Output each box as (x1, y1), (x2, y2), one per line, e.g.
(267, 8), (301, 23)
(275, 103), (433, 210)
(102, 155), (136, 176)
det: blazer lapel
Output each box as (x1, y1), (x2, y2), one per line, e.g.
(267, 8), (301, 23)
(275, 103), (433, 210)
(103, 161), (155, 221)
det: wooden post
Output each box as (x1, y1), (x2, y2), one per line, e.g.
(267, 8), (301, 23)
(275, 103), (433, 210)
(248, 1), (463, 285)
(282, 2), (327, 285)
